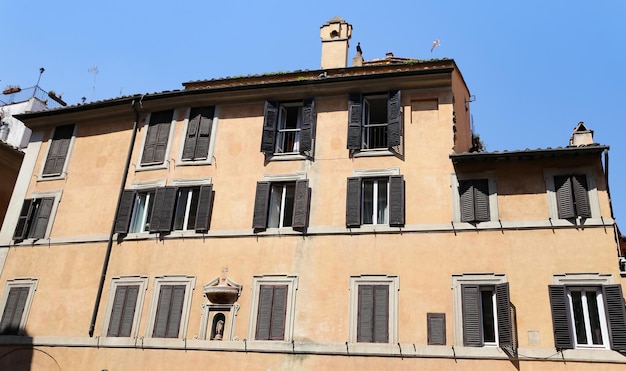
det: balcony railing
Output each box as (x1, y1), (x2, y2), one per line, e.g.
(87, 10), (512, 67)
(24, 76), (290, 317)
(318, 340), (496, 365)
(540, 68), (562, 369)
(1, 86), (66, 109)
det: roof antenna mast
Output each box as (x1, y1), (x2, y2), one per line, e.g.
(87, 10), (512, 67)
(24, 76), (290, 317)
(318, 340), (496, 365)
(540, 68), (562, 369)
(88, 65), (99, 101)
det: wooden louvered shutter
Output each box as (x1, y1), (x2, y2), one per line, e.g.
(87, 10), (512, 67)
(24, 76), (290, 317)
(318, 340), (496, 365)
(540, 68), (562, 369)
(357, 285), (374, 342)
(30, 197), (54, 239)
(149, 187), (177, 232)
(261, 101), (279, 154)
(166, 285), (185, 338)
(496, 283), (513, 348)
(0, 287), (29, 335)
(603, 284), (626, 351)
(462, 285), (483, 346)
(194, 106), (214, 160)
(182, 109), (200, 160)
(300, 98), (314, 153)
(458, 180), (475, 222)
(554, 175), (575, 219)
(194, 185), (213, 232)
(572, 174), (591, 218)
(114, 190), (136, 234)
(346, 177), (362, 228)
(347, 94), (363, 150)
(548, 285), (574, 350)
(13, 199), (34, 240)
(153, 285), (185, 338)
(252, 182), (271, 229)
(43, 124), (74, 176)
(389, 175), (405, 227)
(142, 110), (173, 164)
(473, 179), (491, 222)
(373, 285), (389, 343)
(108, 285), (139, 337)
(427, 313), (446, 345)
(269, 285), (288, 340)
(292, 179), (309, 229)
(387, 90), (401, 148)
(256, 285), (274, 340)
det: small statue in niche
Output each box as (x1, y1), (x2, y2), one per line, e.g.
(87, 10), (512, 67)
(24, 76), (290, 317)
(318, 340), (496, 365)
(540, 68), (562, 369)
(213, 319), (224, 340)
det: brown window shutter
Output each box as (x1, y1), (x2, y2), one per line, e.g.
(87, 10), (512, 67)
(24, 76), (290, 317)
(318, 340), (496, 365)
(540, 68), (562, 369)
(269, 285), (288, 340)
(373, 285), (389, 343)
(13, 199), (34, 240)
(427, 313), (446, 345)
(389, 175), (405, 227)
(461, 284), (483, 346)
(495, 283), (513, 348)
(602, 284), (626, 351)
(252, 182), (271, 230)
(182, 109), (201, 160)
(42, 124), (74, 176)
(194, 185), (213, 232)
(300, 98), (315, 153)
(107, 285), (139, 337)
(194, 106), (214, 160)
(141, 110), (173, 165)
(150, 187), (177, 233)
(114, 190), (136, 234)
(346, 177), (362, 228)
(256, 285), (275, 340)
(387, 89), (402, 148)
(347, 94), (363, 150)
(572, 174), (591, 218)
(0, 287), (29, 335)
(30, 197), (54, 239)
(357, 284), (374, 342)
(554, 175), (575, 219)
(458, 180), (475, 222)
(261, 101), (279, 154)
(152, 285), (185, 338)
(292, 179), (310, 230)
(473, 179), (491, 222)
(548, 285), (573, 350)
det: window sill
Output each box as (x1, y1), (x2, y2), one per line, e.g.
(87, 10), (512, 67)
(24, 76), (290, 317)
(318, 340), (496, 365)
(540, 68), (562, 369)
(175, 158), (213, 167)
(266, 153), (308, 161)
(352, 149), (396, 158)
(37, 174), (66, 182)
(134, 162), (168, 172)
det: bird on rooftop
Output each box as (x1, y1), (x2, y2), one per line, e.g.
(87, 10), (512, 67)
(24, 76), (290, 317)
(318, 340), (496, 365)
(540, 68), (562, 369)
(356, 42), (362, 55)
(431, 39), (440, 52)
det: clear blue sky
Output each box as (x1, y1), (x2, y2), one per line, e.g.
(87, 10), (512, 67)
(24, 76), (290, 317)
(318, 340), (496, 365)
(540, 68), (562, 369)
(3, 1), (625, 226)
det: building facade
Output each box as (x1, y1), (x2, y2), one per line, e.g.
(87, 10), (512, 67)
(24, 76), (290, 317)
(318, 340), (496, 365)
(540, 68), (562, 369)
(0, 18), (624, 370)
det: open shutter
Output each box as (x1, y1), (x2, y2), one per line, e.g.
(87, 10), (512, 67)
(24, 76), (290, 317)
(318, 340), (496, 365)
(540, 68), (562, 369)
(357, 285), (374, 342)
(252, 182), (271, 230)
(389, 175), (405, 227)
(496, 283), (513, 348)
(462, 285), (483, 346)
(292, 179), (309, 229)
(458, 180), (475, 222)
(373, 285), (389, 343)
(346, 177), (362, 228)
(108, 285), (139, 337)
(387, 90), (401, 148)
(142, 110), (173, 165)
(603, 284), (626, 351)
(261, 101), (279, 154)
(114, 190), (136, 234)
(150, 187), (177, 233)
(300, 98), (314, 153)
(256, 285), (274, 340)
(427, 313), (446, 345)
(572, 174), (591, 218)
(43, 124), (74, 176)
(194, 185), (213, 232)
(347, 94), (362, 150)
(30, 197), (54, 239)
(554, 176), (575, 219)
(0, 287), (29, 335)
(548, 285), (574, 350)
(474, 179), (491, 222)
(13, 199), (34, 240)
(269, 285), (288, 340)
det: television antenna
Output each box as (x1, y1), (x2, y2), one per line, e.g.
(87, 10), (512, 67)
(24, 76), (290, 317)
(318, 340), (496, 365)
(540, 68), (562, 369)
(88, 65), (99, 101)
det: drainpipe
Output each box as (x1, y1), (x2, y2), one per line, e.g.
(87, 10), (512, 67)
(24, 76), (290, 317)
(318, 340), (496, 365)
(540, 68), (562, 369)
(603, 149), (622, 259)
(89, 97), (142, 337)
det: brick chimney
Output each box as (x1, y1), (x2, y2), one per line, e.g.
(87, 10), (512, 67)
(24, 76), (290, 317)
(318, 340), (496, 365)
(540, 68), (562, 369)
(320, 16), (352, 69)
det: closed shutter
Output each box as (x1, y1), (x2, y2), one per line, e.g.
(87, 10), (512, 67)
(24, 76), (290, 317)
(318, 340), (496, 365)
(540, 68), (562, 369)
(495, 283), (513, 348)
(114, 190), (136, 234)
(473, 179), (491, 222)
(141, 110), (173, 165)
(152, 285), (185, 338)
(261, 101), (279, 154)
(269, 285), (288, 340)
(357, 285), (374, 342)
(252, 182), (271, 230)
(182, 107), (214, 161)
(149, 187), (177, 232)
(255, 285), (274, 340)
(427, 313), (446, 345)
(42, 124), (74, 176)
(389, 175), (405, 227)
(292, 179), (309, 229)
(107, 285), (139, 337)
(194, 185), (213, 232)
(572, 174), (591, 218)
(554, 175), (575, 219)
(300, 98), (314, 153)
(373, 285), (389, 343)
(387, 90), (401, 148)
(30, 197), (54, 239)
(0, 287), (29, 335)
(347, 94), (362, 150)
(182, 109), (200, 160)
(13, 199), (34, 240)
(255, 285), (288, 341)
(548, 285), (574, 350)
(346, 177), (362, 228)
(603, 284), (626, 351)
(458, 180), (475, 222)
(462, 285), (483, 346)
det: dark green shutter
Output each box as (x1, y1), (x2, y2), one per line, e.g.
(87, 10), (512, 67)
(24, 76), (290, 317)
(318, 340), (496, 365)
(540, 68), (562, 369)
(108, 285), (139, 337)
(269, 286), (288, 340)
(473, 179), (491, 222)
(30, 197), (54, 239)
(548, 285), (574, 350)
(554, 176), (575, 219)
(261, 101), (279, 154)
(496, 283), (513, 348)
(13, 199), (34, 240)
(114, 190), (136, 234)
(300, 98), (314, 153)
(603, 284), (626, 351)
(252, 182), (271, 230)
(292, 179), (309, 229)
(347, 94), (362, 150)
(346, 177), (362, 228)
(427, 313), (446, 345)
(357, 285), (374, 342)
(42, 124), (74, 176)
(194, 185), (213, 232)
(389, 175), (405, 227)
(141, 110), (173, 165)
(150, 187), (177, 232)
(387, 90), (401, 148)
(572, 174), (591, 218)
(462, 285), (483, 346)
(0, 287), (29, 335)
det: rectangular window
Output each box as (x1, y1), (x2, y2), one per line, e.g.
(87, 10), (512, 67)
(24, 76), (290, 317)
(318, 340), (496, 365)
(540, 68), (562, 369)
(458, 179), (490, 223)
(13, 196), (57, 241)
(261, 99), (315, 157)
(107, 285), (140, 337)
(42, 124), (74, 177)
(147, 276), (195, 339)
(0, 279), (37, 336)
(346, 175), (404, 228)
(255, 285), (288, 340)
(357, 284), (389, 343)
(181, 106), (215, 161)
(129, 190), (155, 233)
(363, 95), (388, 149)
(276, 104), (302, 154)
(461, 284), (511, 347)
(252, 179), (309, 231)
(173, 187), (200, 231)
(347, 91), (401, 153)
(554, 174), (591, 219)
(427, 313), (446, 345)
(141, 110), (174, 165)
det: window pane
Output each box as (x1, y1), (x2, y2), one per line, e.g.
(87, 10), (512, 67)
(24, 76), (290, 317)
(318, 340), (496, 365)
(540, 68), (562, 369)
(377, 180), (388, 224)
(173, 190), (190, 230)
(585, 291), (604, 345)
(282, 184), (295, 227)
(367, 98), (387, 125)
(571, 291), (588, 345)
(276, 105), (301, 153)
(362, 180), (374, 224)
(481, 289), (496, 343)
(268, 185), (283, 228)
(186, 188), (200, 230)
(131, 192), (153, 233)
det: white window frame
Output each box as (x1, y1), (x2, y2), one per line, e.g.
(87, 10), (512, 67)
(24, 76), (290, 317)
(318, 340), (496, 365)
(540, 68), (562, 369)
(451, 273), (507, 346)
(136, 110), (178, 172)
(268, 183), (296, 228)
(451, 172), (499, 224)
(248, 274), (298, 342)
(261, 173), (306, 231)
(0, 278), (38, 335)
(176, 106), (220, 166)
(353, 168), (399, 227)
(37, 124), (77, 181)
(361, 178), (389, 225)
(275, 102), (302, 155)
(125, 180), (166, 237)
(348, 274), (399, 344)
(145, 275), (196, 339)
(101, 276), (148, 338)
(170, 178), (212, 234)
(567, 287), (610, 349)
(16, 189), (63, 242)
(544, 167), (600, 221)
